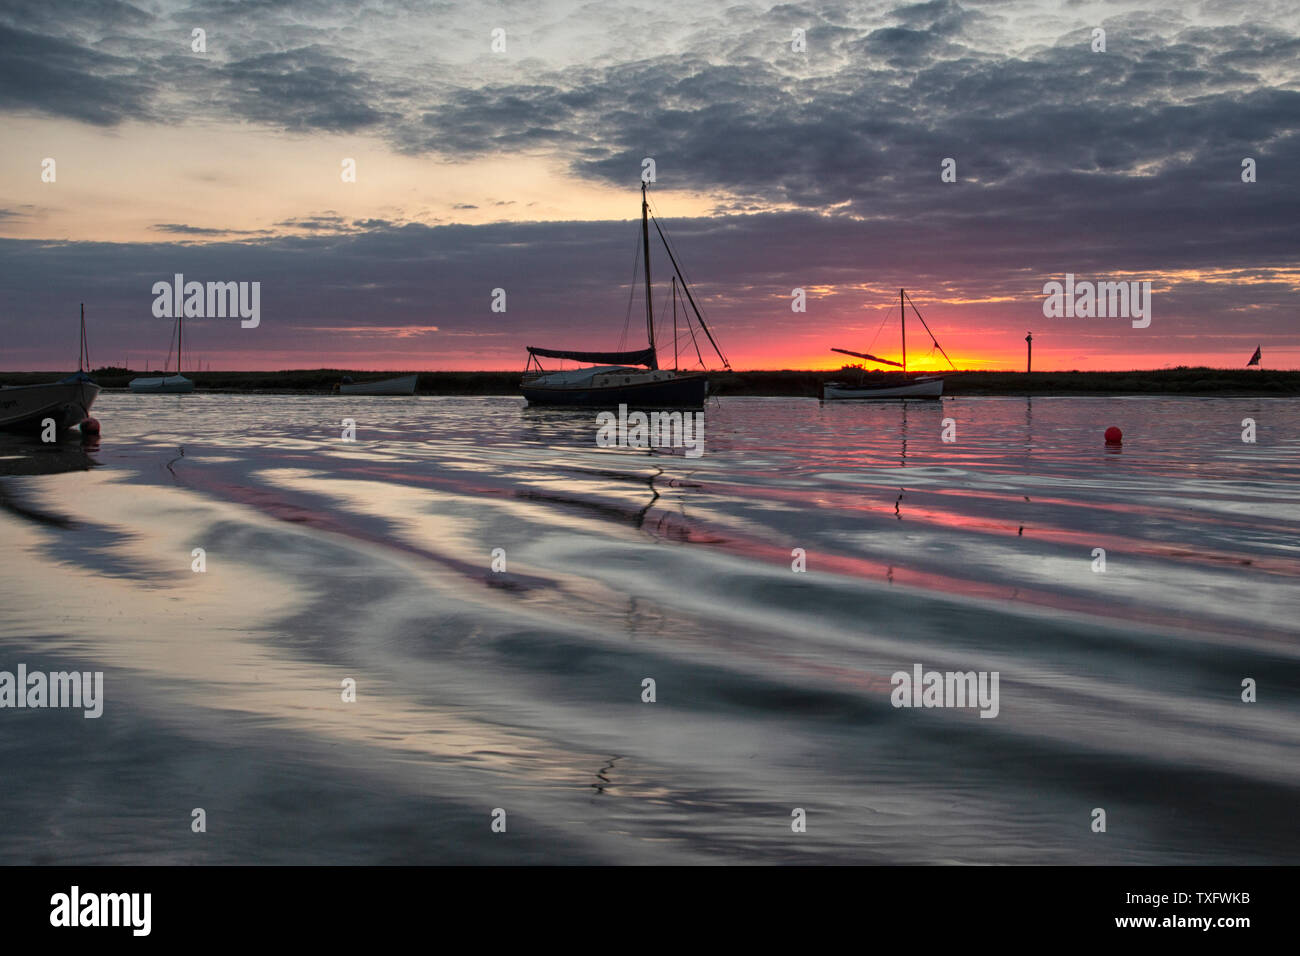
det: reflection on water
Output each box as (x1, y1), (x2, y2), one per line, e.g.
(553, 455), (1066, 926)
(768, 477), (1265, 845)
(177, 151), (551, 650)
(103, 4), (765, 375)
(0, 431), (100, 477)
(1, 393), (1298, 864)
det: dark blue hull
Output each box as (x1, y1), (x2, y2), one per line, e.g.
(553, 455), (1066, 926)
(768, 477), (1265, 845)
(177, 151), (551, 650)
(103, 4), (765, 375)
(522, 374), (707, 408)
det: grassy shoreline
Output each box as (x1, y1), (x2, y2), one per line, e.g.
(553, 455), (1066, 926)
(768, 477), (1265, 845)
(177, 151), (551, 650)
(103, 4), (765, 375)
(2, 368), (1297, 396)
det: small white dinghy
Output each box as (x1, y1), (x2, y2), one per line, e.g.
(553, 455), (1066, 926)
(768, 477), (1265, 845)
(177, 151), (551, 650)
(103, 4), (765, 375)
(129, 373), (194, 394)
(823, 376), (946, 400)
(131, 312), (194, 393)
(823, 288), (955, 401)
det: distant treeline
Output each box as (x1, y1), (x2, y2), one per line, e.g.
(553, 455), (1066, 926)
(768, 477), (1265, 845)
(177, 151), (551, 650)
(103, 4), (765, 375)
(1, 367), (1297, 396)
(713, 368), (1300, 396)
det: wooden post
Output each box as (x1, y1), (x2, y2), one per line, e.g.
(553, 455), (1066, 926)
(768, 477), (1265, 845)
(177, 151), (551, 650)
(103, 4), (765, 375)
(1025, 332), (1032, 374)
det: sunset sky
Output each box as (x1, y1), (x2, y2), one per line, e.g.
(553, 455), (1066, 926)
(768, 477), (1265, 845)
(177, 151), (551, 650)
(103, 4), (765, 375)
(1, 0), (1296, 371)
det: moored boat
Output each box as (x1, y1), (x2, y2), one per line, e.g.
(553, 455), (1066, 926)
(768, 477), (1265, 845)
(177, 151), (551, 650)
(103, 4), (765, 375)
(0, 381), (101, 433)
(0, 305), (100, 433)
(823, 288), (955, 400)
(522, 183), (727, 408)
(130, 311), (194, 393)
(129, 374), (194, 394)
(822, 375), (946, 400)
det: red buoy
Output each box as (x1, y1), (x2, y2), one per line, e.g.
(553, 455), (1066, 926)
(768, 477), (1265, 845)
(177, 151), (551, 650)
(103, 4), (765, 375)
(1104, 426), (1122, 445)
(81, 417), (101, 435)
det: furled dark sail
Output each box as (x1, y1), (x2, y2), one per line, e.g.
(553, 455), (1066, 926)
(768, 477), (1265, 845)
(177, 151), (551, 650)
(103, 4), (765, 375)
(526, 346), (657, 367)
(831, 347), (904, 368)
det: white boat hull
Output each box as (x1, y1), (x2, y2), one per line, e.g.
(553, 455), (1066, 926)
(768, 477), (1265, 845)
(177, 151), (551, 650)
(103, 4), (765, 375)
(823, 376), (945, 400)
(338, 374), (418, 396)
(0, 381), (101, 432)
(130, 374), (194, 394)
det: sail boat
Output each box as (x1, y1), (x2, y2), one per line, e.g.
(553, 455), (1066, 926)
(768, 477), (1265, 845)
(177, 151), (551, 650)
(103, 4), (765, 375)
(822, 288), (955, 400)
(130, 310), (194, 393)
(0, 304), (101, 433)
(521, 182), (729, 407)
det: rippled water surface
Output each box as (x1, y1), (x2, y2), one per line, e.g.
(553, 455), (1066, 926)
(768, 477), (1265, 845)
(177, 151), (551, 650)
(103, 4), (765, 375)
(1, 393), (1298, 864)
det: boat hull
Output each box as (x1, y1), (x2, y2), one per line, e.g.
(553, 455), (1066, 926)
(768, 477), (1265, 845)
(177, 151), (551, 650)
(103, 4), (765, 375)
(338, 374), (418, 396)
(129, 374), (194, 394)
(823, 376), (945, 400)
(523, 373), (708, 408)
(0, 382), (101, 433)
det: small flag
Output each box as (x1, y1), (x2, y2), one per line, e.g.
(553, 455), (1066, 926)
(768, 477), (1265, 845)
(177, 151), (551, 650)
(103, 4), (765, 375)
(1247, 346), (1261, 367)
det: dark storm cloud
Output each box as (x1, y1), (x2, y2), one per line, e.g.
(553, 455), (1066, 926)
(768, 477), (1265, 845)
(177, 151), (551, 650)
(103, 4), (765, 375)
(409, 83), (596, 155)
(213, 46), (394, 132)
(1, 1), (1296, 366)
(0, 0), (397, 131)
(414, 20), (1298, 224)
(0, 0), (154, 34)
(0, 1), (1293, 222)
(2, 192), (1295, 364)
(0, 24), (156, 124)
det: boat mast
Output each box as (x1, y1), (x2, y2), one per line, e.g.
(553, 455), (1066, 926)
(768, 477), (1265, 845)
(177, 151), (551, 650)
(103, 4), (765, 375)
(641, 182), (657, 368)
(79, 303), (86, 372)
(900, 288), (906, 374)
(178, 311), (183, 377)
(671, 276), (678, 371)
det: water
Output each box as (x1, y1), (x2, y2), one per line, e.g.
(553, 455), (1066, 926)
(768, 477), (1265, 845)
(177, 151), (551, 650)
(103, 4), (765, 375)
(1, 393), (1297, 864)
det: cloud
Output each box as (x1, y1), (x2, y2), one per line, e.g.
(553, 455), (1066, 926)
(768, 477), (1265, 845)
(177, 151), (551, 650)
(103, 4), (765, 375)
(0, 1), (1296, 367)
(151, 223), (272, 237)
(211, 46), (396, 133)
(1, 205), (1296, 368)
(298, 324), (441, 337)
(1, 1), (1294, 226)
(269, 214), (409, 234)
(0, 23), (156, 125)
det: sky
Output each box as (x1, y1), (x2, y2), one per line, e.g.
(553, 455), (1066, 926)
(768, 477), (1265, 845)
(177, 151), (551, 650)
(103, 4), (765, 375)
(0, 0), (1297, 372)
